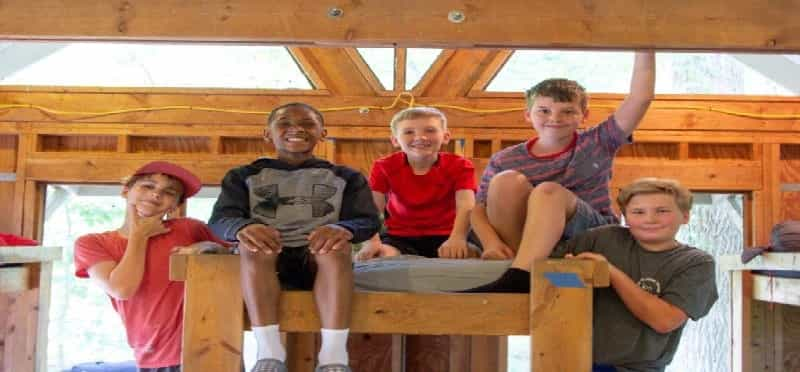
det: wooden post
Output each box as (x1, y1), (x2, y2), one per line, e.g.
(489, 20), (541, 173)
(720, 253), (800, 372)
(286, 333), (316, 371)
(530, 259), (609, 372)
(0, 246), (62, 372)
(170, 254), (243, 372)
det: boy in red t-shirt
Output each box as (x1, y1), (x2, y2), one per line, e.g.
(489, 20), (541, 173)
(356, 107), (479, 261)
(74, 161), (227, 372)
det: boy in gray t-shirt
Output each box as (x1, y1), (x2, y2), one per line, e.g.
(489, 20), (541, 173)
(551, 178), (718, 372)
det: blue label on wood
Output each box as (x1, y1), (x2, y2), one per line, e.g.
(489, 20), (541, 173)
(544, 272), (585, 288)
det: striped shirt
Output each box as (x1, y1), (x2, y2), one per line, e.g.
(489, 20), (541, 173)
(476, 115), (629, 221)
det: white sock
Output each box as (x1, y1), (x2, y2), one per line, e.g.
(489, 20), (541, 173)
(253, 324), (286, 362)
(318, 328), (350, 365)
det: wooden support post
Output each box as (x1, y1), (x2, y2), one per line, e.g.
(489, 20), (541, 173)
(286, 333), (316, 372)
(170, 254), (243, 372)
(720, 253), (800, 372)
(0, 246), (61, 372)
(530, 259), (609, 372)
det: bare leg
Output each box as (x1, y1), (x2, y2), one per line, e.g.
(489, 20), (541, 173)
(313, 247), (353, 329)
(240, 250), (280, 326)
(511, 182), (578, 270)
(485, 170), (534, 253)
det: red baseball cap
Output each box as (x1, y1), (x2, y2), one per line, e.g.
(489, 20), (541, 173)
(132, 161), (202, 202)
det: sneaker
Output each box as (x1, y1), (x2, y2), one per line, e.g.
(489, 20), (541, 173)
(315, 364), (352, 372)
(251, 358), (288, 372)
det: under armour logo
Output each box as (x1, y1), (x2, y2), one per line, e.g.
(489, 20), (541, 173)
(637, 277), (661, 295)
(252, 184), (336, 218)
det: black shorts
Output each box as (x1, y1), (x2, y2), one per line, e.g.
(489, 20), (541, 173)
(380, 233), (482, 258)
(276, 246), (317, 290)
(139, 366), (180, 372)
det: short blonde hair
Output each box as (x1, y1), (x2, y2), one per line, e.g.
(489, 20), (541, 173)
(389, 107), (448, 134)
(617, 178), (693, 214)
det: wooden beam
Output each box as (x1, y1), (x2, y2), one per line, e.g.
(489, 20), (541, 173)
(291, 48), (377, 96)
(751, 275), (800, 306)
(417, 49), (505, 97)
(531, 259), (609, 372)
(2, 1), (800, 51)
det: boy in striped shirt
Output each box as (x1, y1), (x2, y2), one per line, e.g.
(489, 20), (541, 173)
(466, 51), (655, 292)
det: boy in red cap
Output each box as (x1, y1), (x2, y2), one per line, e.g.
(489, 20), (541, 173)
(74, 161), (228, 372)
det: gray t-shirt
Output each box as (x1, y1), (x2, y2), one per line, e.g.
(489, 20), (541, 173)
(551, 225), (718, 372)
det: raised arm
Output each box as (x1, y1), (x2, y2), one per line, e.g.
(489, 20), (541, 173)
(614, 51), (656, 136)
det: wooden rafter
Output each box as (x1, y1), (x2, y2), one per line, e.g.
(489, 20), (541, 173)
(1, 0), (799, 51)
(394, 48), (407, 92)
(417, 49), (507, 97)
(276, 47), (376, 95)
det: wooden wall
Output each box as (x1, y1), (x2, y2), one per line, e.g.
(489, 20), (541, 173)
(1, 47), (799, 371)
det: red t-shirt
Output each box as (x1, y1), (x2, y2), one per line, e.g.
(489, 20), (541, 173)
(369, 152), (476, 236)
(74, 218), (226, 368)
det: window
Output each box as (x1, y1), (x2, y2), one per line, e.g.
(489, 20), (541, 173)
(488, 50), (797, 95)
(356, 48), (394, 90)
(43, 185), (131, 371)
(0, 42), (313, 89)
(406, 48), (442, 90)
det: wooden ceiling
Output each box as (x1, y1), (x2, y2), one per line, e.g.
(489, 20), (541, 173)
(1, 0), (800, 52)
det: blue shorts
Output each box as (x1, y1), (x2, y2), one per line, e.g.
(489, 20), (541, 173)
(563, 198), (616, 239)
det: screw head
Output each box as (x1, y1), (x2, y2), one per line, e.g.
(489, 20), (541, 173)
(328, 7), (344, 18)
(448, 10), (465, 23)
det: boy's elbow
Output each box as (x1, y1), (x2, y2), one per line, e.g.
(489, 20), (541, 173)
(108, 287), (135, 301)
(651, 319), (683, 334)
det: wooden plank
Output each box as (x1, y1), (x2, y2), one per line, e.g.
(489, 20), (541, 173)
(0, 135), (17, 172)
(417, 49), (502, 97)
(719, 253), (800, 272)
(294, 48), (377, 96)
(0, 182), (16, 234)
(22, 180), (44, 239)
(348, 333), (395, 372)
(394, 48), (407, 93)
(288, 47), (329, 91)
(468, 50), (514, 96)
(2, 0), (800, 51)
(782, 305), (800, 372)
(531, 259), (604, 372)
(4, 89), (800, 134)
(469, 335), (503, 372)
(170, 254), (530, 336)
(405, 335), (449, 372)
(0, 267), (29, 292)
(24, 155), (256, 185)
(281, 291), (529, 335)
(180, 255), (243, 372)
(611, 159), (763, 190)
(751, 275), (800, 306)
(0, 247), (62, 265)
(0, 289), (38, 372)
(11, 133), (34, 237)
(33, 261), (53, 372)
(286, 333), (316, 372)
(730, 270), (752, 372)
(448, 336), (469, 372)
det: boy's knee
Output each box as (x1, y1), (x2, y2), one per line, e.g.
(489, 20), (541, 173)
(314, 248), (352, 268)
(531, 181), (567, 196)
(488, 170), (530, 197)
(240, 249), (278, 266)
